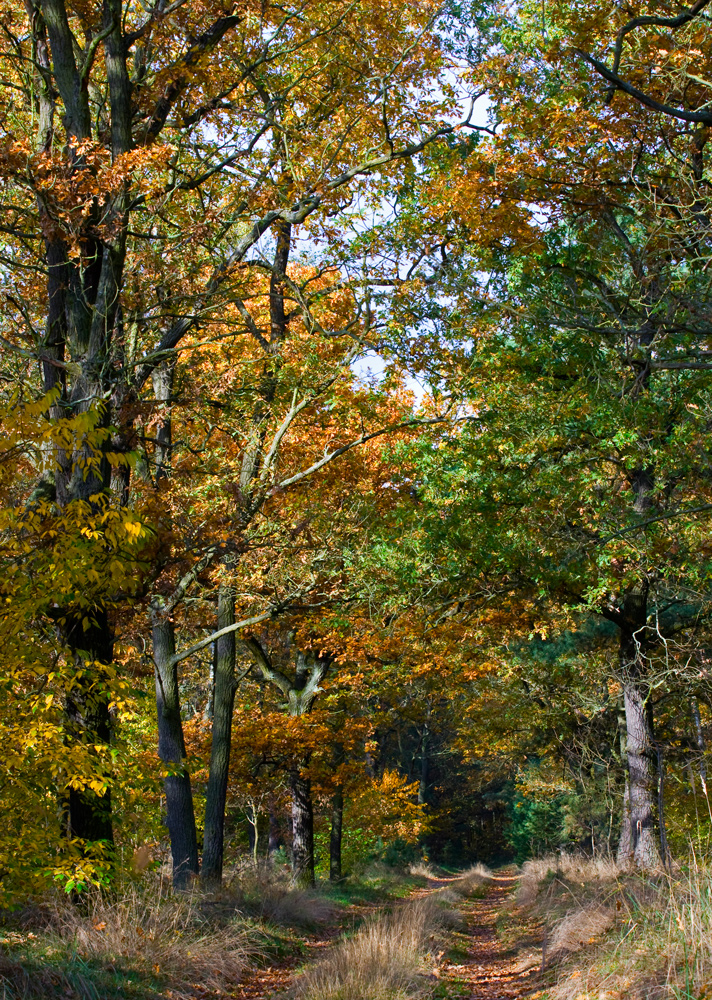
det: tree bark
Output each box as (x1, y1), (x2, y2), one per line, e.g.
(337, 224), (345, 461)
(329, 785), (344, 882)
(290, 762), (315, 887)
(622, 678), (658, 867)
(656, 744), (670, 868)
(616, 702), (632, 865)
(150, 358), (199, 887)
(621, 609), (659, 868)
(153, 615), (199, 889)
(201, 587), (236, 888)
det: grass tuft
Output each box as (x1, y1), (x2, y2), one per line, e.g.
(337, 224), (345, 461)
(298, 896), (441, 1000)
(228, 863), (338, 928)
(0, 877), (256, 999)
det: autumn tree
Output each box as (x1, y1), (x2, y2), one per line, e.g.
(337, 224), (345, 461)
(0, 0), (487, 887)
(376, 0), (712, 868)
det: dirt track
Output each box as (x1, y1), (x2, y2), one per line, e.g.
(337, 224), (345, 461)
(440, 868), (539, 999)
(232, 867), (538, 1000)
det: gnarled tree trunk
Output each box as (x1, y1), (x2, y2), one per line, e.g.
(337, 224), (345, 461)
(620, 589), (659, 869)
(243, 639), (329, 887)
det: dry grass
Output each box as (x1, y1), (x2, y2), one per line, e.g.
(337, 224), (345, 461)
(298, 896), (442, 1000)
(41, 879), (255, 998)
(230, 863), (337, 927)
(407, 862), (436, 879)
(450, 863), (493, 897)
(0, 864), (336, 999)
(662, 858), (712, 994)
(548, 902), (616, 956)
(513, 851), (712, 1000)
(517, 854), (620, 908)
(298, 863), (490, 1000)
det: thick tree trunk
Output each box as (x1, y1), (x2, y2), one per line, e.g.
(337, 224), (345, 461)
(619, 583), (660, 870)
(290, 762), (315, 887)
(153, 615), (199, 888)
(329, 785), (344, 882)
(623, 679), (658, 867)
(201, 587), (236, 888)
(150, 359), (198, 887)
(616, 703), (632, 865)
(622, 659), (659, 868)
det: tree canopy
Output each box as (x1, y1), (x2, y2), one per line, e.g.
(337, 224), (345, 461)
(1, 0), (712, 899)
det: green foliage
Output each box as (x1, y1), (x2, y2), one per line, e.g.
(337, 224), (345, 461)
(507, 787), (566, 863)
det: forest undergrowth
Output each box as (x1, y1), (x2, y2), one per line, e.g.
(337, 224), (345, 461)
(0, 862), (492, 1000)
(6, 847), (712, 1000)
(500, 852), (712, 1000)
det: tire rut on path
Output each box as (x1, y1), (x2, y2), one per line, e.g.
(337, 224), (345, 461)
(439, 867), (538, 1000)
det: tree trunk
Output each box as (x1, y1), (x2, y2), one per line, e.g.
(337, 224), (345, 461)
(656, 745), (670, 868)
(692, 697), (708, 792)
(247, 804), (259, 865)
(150, 358), (198, 888)
(329, 785), (344, 882)
(622, 660), (659, 867)
(243, 641), (327, 886)
(616, 701), (632, 865)
(153, 615), (199, 889)
(619, 584), (660, 870)
(201, 587), (236, 889)
(64, 610), (114, 850)
(623, 678), (659, 867)
(290, 761), (315, 887)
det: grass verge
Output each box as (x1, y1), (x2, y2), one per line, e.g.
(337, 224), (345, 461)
(501, 851), (712, 1000)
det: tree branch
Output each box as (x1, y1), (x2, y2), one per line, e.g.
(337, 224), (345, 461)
(242, 635), (294, 697)
(271, 414), (449, 492)
(171, 607), (280, 666)
(608, 0), (712, 77)
(141, 13), (242, 143)
(577, 50), (712, 125)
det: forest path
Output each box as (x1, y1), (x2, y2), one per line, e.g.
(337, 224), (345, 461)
(231, 866), (536, 1000)
(437, 867), (540, 1000)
